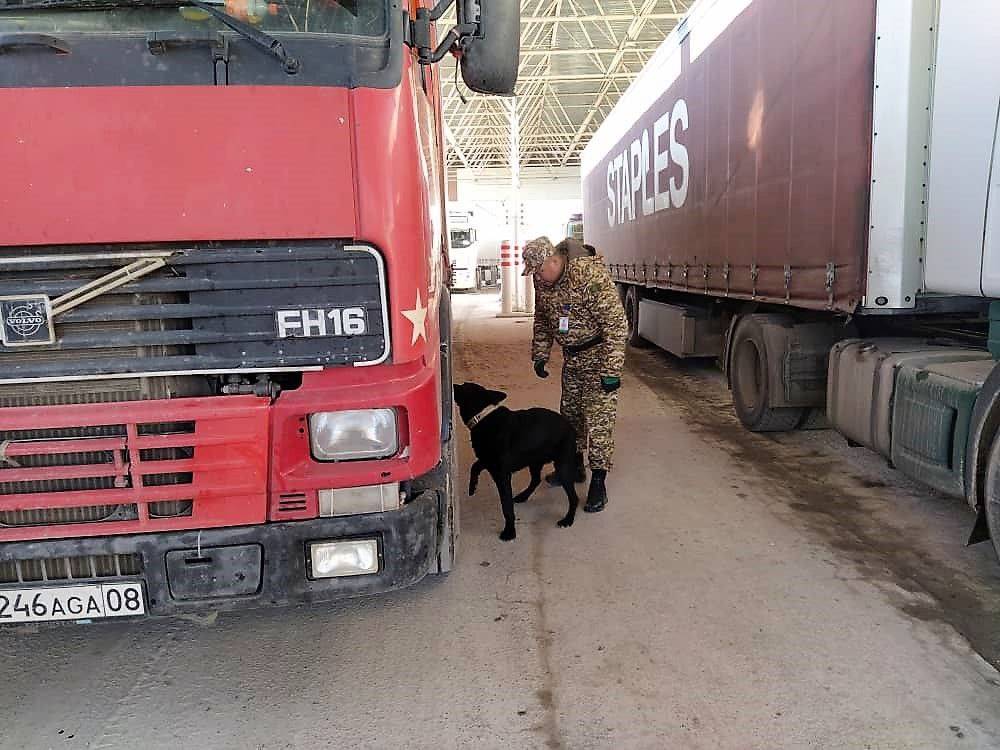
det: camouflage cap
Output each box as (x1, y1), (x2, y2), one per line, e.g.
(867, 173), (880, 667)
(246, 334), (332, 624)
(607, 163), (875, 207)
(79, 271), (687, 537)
(522, 236), (556, 276)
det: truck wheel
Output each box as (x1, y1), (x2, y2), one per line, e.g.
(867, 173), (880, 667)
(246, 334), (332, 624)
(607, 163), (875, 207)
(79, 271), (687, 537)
(624, 285), (647, 348)
(430, 290), (458, 575)
(730, 316), (805, 432)
(981, 436), (1000, 565)
(431, 434), (459, 575)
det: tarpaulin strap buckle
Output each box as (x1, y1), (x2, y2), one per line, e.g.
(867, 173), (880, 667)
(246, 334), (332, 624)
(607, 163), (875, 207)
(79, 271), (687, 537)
(0, 440), (21, 468)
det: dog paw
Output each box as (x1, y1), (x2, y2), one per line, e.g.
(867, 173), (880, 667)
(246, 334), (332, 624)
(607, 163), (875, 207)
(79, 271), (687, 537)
(499, 528), (516, 541)
(557, 516), (575, 528)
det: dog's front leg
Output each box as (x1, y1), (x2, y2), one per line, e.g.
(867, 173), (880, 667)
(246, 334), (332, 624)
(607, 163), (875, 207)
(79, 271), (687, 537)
(489, 469), (517, 541)
(469, 459), (484, 496)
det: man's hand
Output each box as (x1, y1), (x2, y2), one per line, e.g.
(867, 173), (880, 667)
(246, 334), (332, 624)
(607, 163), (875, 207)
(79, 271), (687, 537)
(534, 360), (549, 379)
(600, 375), (621, 393)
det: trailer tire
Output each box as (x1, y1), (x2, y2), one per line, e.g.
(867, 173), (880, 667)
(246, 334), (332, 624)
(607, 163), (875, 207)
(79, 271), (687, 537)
(624, 285), (647, 348)
(616, 282), (628, 306)
(730, 316), (805, 432)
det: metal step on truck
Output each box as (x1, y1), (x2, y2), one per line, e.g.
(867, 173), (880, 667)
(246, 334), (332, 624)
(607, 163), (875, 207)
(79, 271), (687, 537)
(0, 0), (520, 626)
(580, 0), (1000, 558)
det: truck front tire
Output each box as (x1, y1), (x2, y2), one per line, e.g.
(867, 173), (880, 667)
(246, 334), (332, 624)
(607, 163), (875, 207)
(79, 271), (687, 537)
(981, 436), (1000, 565)
(429, 289), (458, 575)
(431, 434), (459, 575)
(730, 316), (805, 432)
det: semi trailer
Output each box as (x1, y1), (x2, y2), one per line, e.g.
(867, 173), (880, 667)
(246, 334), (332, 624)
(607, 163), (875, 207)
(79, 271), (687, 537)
(581, 0), (1000, 558)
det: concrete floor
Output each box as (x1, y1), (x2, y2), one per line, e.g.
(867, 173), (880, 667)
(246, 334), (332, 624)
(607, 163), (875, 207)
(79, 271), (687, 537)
(3, 290), (1000, 749)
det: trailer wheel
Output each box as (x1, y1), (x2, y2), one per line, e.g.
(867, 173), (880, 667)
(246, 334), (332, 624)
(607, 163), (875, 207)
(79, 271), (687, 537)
(616, 282), (629, 306)
(730, 317), (805, 432)
(624, 285), (647, 348)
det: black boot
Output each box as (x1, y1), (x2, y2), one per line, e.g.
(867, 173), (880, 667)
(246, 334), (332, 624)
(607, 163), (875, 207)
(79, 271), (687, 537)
(547, 452), (586, 485)
(584, 469), (608, 513)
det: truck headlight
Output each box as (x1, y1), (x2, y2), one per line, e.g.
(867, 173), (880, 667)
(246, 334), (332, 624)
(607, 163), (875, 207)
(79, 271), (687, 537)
(309, 409), (398, 461)
(309, 539), (379, 578)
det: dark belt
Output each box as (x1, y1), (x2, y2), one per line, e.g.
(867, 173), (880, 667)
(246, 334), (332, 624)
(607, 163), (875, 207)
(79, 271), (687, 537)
(562, 335), (604, 356)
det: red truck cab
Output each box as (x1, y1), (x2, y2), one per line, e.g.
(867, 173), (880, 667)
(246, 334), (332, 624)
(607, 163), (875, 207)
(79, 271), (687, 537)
(0, 0), (518, 622)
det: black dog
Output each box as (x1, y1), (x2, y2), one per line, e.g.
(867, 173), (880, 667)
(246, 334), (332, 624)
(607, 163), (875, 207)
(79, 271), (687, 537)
(453, 382), (580, 541)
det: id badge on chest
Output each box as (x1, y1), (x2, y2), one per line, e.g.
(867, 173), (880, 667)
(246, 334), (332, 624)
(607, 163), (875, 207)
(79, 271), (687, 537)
(558, 304), (570, 334)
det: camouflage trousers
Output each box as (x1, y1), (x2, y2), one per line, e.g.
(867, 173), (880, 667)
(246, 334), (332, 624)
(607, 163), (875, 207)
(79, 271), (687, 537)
(560, 347), (620, 471)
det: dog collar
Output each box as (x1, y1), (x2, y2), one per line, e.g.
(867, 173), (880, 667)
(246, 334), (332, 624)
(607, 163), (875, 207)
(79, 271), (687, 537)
(466, 404), (499, 429)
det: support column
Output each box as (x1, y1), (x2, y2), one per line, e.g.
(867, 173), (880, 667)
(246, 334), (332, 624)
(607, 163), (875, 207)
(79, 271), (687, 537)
(500, 238), (514, 314)
(497, 97), (532, 319)
(509, 96), (524, 312)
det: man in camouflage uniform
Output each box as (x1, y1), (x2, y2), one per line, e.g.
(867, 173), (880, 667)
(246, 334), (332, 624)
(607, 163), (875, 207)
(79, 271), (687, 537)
(522, 236), (628, 512)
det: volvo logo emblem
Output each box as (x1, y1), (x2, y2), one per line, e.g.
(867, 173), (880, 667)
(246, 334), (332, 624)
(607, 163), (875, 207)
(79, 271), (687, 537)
(0, 296), (55, 347)
(6, 305), (46, 337)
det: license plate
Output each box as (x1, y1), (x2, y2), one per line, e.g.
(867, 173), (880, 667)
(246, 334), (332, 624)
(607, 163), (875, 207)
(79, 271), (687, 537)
(0, 582), (146, 624)
(275, 307), (369, 339)
(0, 295), (55, 347)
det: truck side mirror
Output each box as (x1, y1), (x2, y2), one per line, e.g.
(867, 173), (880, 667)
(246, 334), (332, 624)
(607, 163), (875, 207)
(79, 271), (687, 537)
(409, 0), (520, 96)
(458, 0), (520, 96)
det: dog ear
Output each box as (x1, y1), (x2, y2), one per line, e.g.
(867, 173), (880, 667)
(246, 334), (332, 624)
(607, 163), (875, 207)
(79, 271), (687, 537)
(484, 388), (508, 406)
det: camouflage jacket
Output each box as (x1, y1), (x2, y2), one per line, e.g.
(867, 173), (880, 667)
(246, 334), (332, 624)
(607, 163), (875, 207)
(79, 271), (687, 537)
(532, 254), (628, 377)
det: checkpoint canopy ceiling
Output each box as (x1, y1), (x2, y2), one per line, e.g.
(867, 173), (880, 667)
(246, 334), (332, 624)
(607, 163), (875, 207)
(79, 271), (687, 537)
(441, 1), (695, 171)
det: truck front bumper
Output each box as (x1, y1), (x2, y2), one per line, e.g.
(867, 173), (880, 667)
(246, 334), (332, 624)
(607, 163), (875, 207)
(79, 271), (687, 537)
(0, 490), (440, 619)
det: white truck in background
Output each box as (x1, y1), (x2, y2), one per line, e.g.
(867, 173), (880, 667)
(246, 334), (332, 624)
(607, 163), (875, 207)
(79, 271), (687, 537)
(582, 0), (1000, 560)
(447, 209), (479, 291)
(565, 213), (584, 242)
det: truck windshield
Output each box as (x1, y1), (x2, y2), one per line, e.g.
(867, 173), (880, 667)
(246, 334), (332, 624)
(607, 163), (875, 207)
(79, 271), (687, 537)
(0, 0), (386, 37)
(450, 230), (473, 249)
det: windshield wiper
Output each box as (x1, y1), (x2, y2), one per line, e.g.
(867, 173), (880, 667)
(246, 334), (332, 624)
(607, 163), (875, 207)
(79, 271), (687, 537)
(0, 0), (299, 73)
(183, 0), (298, 73)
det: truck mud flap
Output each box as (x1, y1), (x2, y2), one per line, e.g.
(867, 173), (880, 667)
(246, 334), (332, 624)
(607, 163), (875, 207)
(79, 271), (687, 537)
(752, 317), (846, 409)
